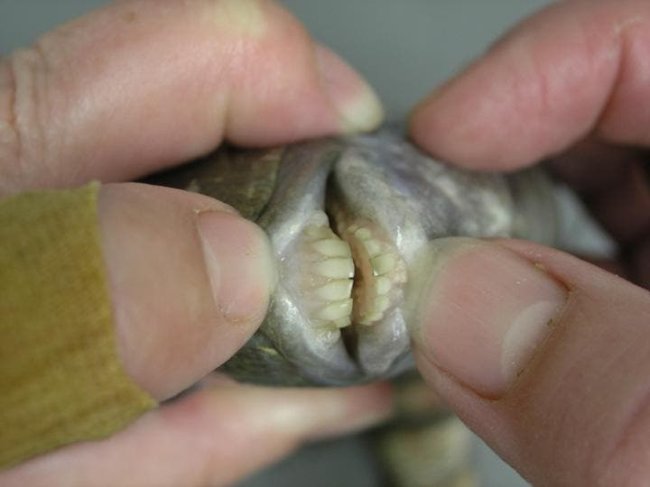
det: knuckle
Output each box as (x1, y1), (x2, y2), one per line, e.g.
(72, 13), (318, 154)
(0, 45), (58, 195)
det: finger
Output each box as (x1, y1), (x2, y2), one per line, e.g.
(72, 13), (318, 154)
(409, 0), (650, 170)
(98, 183), (274, 400)
(0, 382), (393, 487)
(411, 238), (650, 485)
(0, 0), (383, 196)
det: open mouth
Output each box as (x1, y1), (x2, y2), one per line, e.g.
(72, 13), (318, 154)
(293, 207), (407, 356)
(253, 135), (425, 384)
(269, 137), (416, 379)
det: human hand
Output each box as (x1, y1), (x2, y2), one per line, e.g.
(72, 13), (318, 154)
(0, 0), (391, 485)
(408, 1), (650, 485)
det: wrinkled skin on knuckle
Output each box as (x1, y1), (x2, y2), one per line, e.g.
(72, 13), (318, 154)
(0, 43), (70, 196)
(0, 57), (28, 194)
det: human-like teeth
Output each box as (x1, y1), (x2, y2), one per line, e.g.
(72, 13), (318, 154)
(359, 312), (383, 326)
(318, 299), (353, 321)
(347, 224), (359, 233)
(337, 220), (407, 326)
(297, 211), (405, 330)
(354, 227), (372, 240)
(312, 239), (351, 257)
(358, 297), (390, 326)
(376, 276), (391, 295)
(295, 211), (355, 331)
(305, 225), (333, 239)
(371, 253), (396, 275)
(317, 280), (354, 300)
(308, 211), (330, 227)
(333, 317), (352, 329)
(314, 258), (355, 279)
(375, 295), (390, 312)
(363, 240), (382, 258)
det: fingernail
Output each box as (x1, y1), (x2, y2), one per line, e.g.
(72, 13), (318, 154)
(314, 44), (384, 133)
(415, 239), (567, 397)
(197, 211), (275, 323)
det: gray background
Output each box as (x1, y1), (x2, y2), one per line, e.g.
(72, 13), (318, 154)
(1, 1), (554, 486)
(2, 0), (551, 121)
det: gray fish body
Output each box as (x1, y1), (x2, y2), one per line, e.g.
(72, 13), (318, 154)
(157, 130), (558, 386)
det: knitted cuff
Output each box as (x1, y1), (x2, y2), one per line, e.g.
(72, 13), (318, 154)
(0, 183), (156, 468)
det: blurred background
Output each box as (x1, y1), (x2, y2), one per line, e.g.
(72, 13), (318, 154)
(1, 1), (555, 485)
(2, 0), (551, 121)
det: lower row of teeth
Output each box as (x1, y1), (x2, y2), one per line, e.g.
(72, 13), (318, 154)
(297, 211), (404, 330)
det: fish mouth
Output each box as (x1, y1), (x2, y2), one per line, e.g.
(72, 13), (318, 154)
(223, 130), (539, 385)
(295, 206), (406, 334)
(260, 136), (422, 384)
(294, 205), (408, 358)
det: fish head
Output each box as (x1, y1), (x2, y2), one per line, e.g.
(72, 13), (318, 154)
(157, 130), (554, 386)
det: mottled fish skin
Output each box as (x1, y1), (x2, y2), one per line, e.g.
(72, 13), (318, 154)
(150, 145), (284, 221)
(155, 129), (558, 386)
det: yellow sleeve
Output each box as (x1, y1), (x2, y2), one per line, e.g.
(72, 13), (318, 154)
(0, 183), (156, 469)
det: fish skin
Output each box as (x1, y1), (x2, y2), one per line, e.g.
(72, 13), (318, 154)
(154, 129), (558, 386)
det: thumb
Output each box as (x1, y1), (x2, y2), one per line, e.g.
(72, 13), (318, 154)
(411, 238), (650, 486)
(98, 182), (275, 401)
(1, 0), (383, 195)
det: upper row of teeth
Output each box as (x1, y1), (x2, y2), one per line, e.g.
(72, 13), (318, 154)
(302, 220), (354, 328)
(300, 212), (399, 329)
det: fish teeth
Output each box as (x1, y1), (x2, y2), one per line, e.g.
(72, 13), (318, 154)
(371, 253), (396, 275)
(309, 211), (330, 227)
(317, 280), (353, 300)
(296, 211), (356, 330)
(358, 310), (384, 325)
(312, 238), (351, 257)
(305, 225), (332, 239)
(314, 258), (355, 279)
(363, 239), (382, 258)
(333, 317), (352, 329)
(354, 227), (372, 240)
(318, 299), (353, 321)
(357, 296), (390, 325)
(375, 276), (391, 295)
(297, 215), (406, 330)
(375, 295), (390, 312)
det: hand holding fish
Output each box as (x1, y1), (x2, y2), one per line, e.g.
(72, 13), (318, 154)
(0, 0), (390, 484)
(1, 0), (649, 486)
(411, 1), (650, 484)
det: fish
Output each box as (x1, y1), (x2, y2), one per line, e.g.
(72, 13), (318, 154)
(153, 129), (559, 387)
